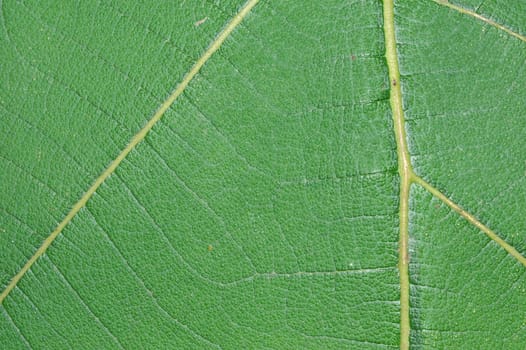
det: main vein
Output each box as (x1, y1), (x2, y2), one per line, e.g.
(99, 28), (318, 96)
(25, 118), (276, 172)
(382, 1), (413, 349)
(0, 0), (260, 305)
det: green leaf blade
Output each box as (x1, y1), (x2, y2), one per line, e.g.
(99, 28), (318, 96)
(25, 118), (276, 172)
(1, 0), (525, 349)
(410, 186), (526, 348)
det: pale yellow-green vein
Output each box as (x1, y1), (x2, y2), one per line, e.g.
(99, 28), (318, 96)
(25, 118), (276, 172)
(382, 1), (412, 349)
(413, 176), (526, 267)
(0, 0), (260, 305)
(433, 0), (526, 42)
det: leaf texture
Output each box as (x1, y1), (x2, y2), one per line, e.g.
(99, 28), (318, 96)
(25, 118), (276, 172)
(0, 0), (525, 349)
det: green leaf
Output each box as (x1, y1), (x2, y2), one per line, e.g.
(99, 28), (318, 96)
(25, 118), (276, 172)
(1, 0), (525, 349)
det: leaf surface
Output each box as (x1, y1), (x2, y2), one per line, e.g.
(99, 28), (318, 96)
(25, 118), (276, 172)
(1, 0), (525, 349)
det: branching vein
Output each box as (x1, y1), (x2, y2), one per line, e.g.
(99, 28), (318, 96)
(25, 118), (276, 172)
(384, 2), (525, 350)
(382, 1), (411, 349)
(2, 2), (525, 350)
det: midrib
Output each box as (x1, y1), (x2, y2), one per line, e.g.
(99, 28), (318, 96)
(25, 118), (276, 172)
(382, 1), (412, 348)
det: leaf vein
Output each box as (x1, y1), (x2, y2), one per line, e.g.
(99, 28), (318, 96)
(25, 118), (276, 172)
(432, 0), (526, 42)
(413, 175), (526, 267)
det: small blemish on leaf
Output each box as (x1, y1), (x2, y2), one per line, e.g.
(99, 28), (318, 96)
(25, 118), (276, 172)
(194, 17), (209, 27)
(351, 54), (356, 61)
(392, 79), (397, 86)
(207, 244), (213, 252)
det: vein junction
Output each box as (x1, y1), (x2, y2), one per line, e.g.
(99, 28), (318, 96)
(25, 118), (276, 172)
(0, 2), (525, 349)
(384, 0), (526, 349)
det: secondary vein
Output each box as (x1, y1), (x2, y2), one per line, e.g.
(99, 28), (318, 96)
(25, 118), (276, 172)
(0, 0), (260, 305)
(432, 0), (526, 42)
(413, 176), (526, 267)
